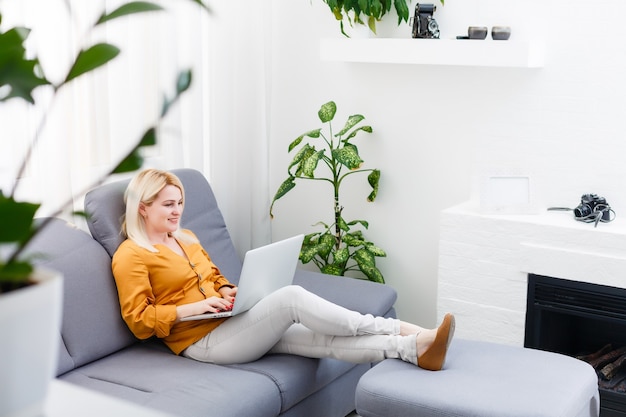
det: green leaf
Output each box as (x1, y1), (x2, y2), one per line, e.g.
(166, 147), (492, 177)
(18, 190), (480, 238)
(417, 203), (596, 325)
(176, 69), (192, 94)
(0, 27), (50, 103)
(318, 101), (337, 123)
(333, 144), (363, 170)
(394, 0), (410, 23)
(344, 233), (364, 247)
(96, 2), (164, 26)
(113, 149), (144, 174)
(321, 264), (344, 276)
(333, 247), (349, 264)
(336, 114), (365, 137)
(344, 125), (373, 141)
(186, 0), (212, 12)
(288, 129), (322, 153)
(0, 260), (34, 286)
(302, 150), (325, 178)
(161, 69), (193, 117)
(0, 192), (39, 242)
(300, 243), (319, 264)
(65, 43), (120, 84)
(269, 177), (296, 218)
(347, 219), (369, 229)
(354, 248), (384, 283)
(337, 216), (349, 232)
(367, 169), (380, 202)
(319, 233), (335, 257)
(291, 145), (316, 175)
(365, 243), (386, 257)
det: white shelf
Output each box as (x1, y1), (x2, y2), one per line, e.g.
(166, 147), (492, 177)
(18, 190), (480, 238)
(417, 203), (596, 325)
(320, 38), (544, 68)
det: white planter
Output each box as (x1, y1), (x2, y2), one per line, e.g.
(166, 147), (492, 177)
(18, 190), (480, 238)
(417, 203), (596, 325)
(0, 268), (63, 417)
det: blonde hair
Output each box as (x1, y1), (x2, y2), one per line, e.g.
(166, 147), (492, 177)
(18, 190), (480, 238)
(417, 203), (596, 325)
(122, 169), (198, 252)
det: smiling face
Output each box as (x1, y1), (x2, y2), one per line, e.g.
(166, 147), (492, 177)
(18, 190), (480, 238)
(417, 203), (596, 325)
(140, 184), (183, 239)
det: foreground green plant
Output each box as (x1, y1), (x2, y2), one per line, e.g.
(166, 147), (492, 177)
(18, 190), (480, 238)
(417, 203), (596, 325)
(270, 101), (386, 283)
(0, 1), (209, 292)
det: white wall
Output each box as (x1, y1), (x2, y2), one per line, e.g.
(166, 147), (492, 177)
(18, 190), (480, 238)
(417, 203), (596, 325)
(267, 0), (626, 327)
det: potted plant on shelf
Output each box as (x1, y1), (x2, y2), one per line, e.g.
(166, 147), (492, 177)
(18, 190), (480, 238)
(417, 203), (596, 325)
(321, 0), (444, 37)
(0, 2), (208, 416)
(270, 101), (386, 283)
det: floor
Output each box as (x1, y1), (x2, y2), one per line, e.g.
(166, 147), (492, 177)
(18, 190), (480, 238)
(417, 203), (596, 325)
(346, 412), (360, 417)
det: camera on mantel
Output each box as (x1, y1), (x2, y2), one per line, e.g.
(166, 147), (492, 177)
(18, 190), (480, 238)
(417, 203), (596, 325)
(411, 3), (440, 39)
(574, 193), (611, 221)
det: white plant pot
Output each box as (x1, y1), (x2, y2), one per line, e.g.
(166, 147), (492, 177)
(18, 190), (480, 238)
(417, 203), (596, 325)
(0, 268), (63, 417)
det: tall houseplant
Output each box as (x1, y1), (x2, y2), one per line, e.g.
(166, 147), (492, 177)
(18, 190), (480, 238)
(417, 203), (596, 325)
(0, 2), (207, 416)
(270, 101), (386, 283)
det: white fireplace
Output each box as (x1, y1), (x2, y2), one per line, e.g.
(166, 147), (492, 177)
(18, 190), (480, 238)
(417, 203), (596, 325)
(437, 201), (626, 346)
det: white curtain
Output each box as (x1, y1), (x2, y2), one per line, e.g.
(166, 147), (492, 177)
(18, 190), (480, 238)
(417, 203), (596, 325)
(203, 1), (272, 254)
(1, 0), (271, 254)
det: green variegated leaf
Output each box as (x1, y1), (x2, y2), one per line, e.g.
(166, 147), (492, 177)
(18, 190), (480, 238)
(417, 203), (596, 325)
(321, 264), (344, 276)
(288, 129), (322, 152)
(269, 176), (296, 218)
(288, 137), (303, 152)
(302, 150), (325, 178)
(300, 244), (319, 264)
(347, 219), (369, 229)
(343, 234), (364, 247)
(333, 247), (349, 264)
(289, 143), (315, 172)
(360, 263), (385, 283)
(333, 144), (363, 170)
(337, 216), (349, 232)
(354, 247), (374, 265)
(344, 125), (373, 141)
(365, 243), (387, 257)
(319, 233), (335, 257)
(318, 101), (337, 123)
(367, 169), (380, 202)
(336, 114), (364, 137)
(354, 248), (384, 283)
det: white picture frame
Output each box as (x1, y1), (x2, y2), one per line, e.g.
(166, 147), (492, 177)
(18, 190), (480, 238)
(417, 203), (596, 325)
(480, 171), (538, 214)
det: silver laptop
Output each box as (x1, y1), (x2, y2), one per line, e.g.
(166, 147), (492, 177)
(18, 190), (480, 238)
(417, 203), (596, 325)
(180, 234), (303, 321)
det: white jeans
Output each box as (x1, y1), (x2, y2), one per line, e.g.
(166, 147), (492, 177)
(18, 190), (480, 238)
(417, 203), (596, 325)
(182, 285), (417, 365)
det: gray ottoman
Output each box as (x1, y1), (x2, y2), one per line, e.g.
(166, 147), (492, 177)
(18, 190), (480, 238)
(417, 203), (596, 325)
(355, 339), (599, 417)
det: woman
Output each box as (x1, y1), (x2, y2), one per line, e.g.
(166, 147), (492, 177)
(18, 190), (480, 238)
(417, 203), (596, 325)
(112, 169), (455, 370)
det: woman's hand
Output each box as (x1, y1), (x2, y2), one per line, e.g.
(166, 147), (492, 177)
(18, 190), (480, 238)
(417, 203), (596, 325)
(176, 296), (234, 320)
(218, 286), (237, 303)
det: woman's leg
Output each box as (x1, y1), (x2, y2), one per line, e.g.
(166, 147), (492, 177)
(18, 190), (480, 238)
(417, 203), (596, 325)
(183, 285), (410, 364)
(268, 323), (418, 364)
(183, 285), (455, 370)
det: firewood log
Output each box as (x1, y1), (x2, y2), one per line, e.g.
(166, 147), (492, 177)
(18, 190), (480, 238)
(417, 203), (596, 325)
(577, 344), (613, 363)
(600, 354), (626, 380)
(589, 346), (626, 370)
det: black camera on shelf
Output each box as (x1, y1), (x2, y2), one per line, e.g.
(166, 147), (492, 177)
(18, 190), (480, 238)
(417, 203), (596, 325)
(412, 3), (440, 39)
(574, 194), (612, 222)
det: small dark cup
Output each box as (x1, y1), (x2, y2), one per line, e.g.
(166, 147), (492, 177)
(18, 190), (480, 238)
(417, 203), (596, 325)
(491, 26), (511, 40)
(468, 26), (488, 40)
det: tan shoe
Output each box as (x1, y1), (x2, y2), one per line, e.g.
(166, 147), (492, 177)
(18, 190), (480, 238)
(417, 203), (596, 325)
(418, 313), (455, 371)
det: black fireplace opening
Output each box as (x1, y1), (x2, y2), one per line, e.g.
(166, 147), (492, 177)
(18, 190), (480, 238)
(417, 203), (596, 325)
(525, 273), (626, 417)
